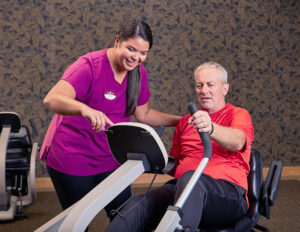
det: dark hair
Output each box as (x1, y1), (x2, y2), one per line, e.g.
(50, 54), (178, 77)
(117, 19), (153, 116)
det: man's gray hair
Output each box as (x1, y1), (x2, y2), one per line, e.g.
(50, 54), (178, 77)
(194, 62), (228, 83)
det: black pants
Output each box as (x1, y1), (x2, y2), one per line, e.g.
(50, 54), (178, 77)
(106, 171), (248, 232)
(47, 166), (132, 220)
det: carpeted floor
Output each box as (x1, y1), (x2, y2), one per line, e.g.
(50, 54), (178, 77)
(1, 180), (299, 232)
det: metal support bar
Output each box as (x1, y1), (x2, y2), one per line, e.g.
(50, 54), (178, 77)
(18, 142), (38, 206)
(59, 159), (146, 232)
(155, 158), (209, 232)
(35, 158), (146, 232)
(175, 158), (209, 209)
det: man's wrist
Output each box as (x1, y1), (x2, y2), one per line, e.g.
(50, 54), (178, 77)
(209, 123), (214, 135)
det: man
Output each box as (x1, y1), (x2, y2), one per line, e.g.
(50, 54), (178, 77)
(105, 62), (254, 232)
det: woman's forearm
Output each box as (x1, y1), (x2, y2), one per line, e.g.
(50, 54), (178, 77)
(135, 108), (181, 127)
(44, 94), (87, 116)
(43, 80), (88, 116)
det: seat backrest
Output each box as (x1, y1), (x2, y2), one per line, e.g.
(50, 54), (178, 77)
(246, 149), (264, 220)
(5, 126), (33, 196)
(6, 126), (32, 167)
(0, 112), (21, 133)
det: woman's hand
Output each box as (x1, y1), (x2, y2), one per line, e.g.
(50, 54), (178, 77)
(44, 80), (114, 132)
(81, 107), (114, 132)
(188, 110), (213, 134)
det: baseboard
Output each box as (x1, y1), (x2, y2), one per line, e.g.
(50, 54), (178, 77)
(36, 166), (300, 192)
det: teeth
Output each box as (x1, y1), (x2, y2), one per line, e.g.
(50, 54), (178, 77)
(127, 60), (135, 66)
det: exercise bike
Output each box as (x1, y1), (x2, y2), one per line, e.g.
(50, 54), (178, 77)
(0, 112), (38, 221)
(35, 103), (211, 231)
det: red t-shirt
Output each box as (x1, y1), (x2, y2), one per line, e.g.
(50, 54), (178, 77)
(170, 103), (254, 192)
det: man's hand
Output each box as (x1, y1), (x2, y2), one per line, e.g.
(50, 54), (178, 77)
(188, 110), (213, 134)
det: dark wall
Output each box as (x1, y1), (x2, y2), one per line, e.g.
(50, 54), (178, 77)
(0, 0), (299, 177)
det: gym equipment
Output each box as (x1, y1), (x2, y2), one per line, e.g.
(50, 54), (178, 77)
(35, 122), (174, 232)
(36, 103), (210, 232)
(0, 112), (38, 221)
(35, 103), (282, 232)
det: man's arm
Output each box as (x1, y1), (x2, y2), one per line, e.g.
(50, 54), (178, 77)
(189, 110), (246, 152)
(210, 123), (246, 151)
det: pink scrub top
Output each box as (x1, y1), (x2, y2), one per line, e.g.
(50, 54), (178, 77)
(40, 49), (151, 176)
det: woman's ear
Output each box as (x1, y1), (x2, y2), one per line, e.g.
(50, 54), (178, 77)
(114, 35), (120, 48)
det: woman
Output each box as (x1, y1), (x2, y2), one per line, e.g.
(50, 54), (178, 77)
(40, 19), (181, 219)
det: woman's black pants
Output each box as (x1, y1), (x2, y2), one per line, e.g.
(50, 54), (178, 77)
(47, 166), (132, 220)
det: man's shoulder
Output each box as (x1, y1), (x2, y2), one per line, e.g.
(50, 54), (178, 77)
(232, 105), (251, 116)
(226, 103), (251, 115)
(225, 104), (253, 125)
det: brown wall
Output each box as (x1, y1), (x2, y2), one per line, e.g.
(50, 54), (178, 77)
(0, 0), (299, 177)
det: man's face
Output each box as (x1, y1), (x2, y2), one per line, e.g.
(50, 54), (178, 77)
(194, 67), (229, 114)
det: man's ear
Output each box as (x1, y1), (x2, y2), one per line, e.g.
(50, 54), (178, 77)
(223, 83), (229, 96)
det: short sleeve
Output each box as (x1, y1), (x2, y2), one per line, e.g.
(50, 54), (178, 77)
(137, 65), (151, 106)
(61, 56), (93, 101)
(169, 117), (185, 159)
(231, 108), (254, 150)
